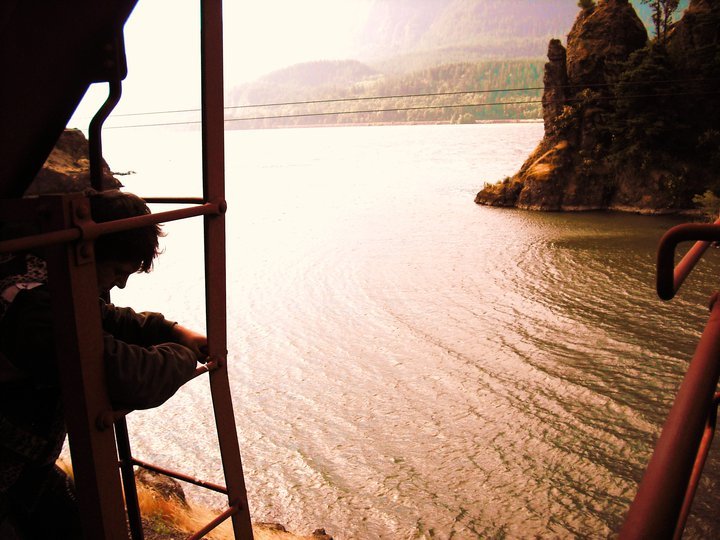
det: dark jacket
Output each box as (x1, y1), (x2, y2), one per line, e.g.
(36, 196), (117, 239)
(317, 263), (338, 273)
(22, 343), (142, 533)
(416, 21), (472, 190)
(0, 284), (198, 492)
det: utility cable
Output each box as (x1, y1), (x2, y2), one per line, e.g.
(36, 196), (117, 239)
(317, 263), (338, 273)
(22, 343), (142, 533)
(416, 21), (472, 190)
(105, 77), (720, 119)
(103, 88), (720, 130)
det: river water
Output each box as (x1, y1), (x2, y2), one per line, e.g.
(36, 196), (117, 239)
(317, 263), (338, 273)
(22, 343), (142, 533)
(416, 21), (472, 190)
(98, 123), (720, 538)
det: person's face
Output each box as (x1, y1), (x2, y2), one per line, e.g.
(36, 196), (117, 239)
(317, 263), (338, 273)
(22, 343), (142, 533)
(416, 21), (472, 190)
(96, 260), (140, 295)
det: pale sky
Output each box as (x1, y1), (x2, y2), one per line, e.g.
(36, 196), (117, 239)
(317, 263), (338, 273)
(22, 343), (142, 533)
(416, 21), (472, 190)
(69, 0), (681, 129)
(70, 0), (370, 128)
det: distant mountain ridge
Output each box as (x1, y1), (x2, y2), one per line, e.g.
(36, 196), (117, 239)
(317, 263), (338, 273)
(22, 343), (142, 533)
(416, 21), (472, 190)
(227, 59), (544, 128)
(258, 60), (379, 89)
(350, 0), (688, 70)
(354, 0), (579, 69)
(226, 0), (691, 128)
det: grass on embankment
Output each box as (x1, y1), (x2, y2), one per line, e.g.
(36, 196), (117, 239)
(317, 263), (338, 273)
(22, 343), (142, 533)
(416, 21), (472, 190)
(57, 459), (330, 540)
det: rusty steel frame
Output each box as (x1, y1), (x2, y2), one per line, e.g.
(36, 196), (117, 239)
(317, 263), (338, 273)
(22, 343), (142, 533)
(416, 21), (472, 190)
(188, 503), (241, 540)
(0, 194), (250, 538)
(112, 1), (254, 538)
(0, 196), (136, 539)
(90, 78), (123, 191)
(620, 223), (720, 538)
(1, 0), (254, 537)
(130, 457), (229, 495)
(198, 0), (254, 537)
(656, 221), (720, 300)
(674, 393), (720, 540)
(0, 201), (222, 255)
(44, 193), (129, 539)
(116, 418), (144, 539)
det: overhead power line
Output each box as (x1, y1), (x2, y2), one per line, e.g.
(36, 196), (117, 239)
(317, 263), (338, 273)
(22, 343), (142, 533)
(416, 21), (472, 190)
(111, 86), (545, 118)
(103, 88), (720, 130)
(106, 77), (718, 120)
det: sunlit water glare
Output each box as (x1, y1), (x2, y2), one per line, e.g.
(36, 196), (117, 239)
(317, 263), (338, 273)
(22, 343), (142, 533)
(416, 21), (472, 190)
(97, 123), (720, 539)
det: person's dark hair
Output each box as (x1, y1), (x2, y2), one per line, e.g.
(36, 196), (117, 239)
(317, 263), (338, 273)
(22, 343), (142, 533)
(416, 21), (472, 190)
(89, 190), (162, 272)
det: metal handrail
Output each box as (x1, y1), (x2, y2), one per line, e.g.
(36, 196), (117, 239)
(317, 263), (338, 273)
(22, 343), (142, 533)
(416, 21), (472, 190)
(620, 222), (720, 538)
(2, 0), (252, 537)
(113, 0), (253, 535)
(131, 457), (229, 495)
(89, 78), (123, 191)
(0, 200), (224, 255)
(656, 219), (720, 300)
(673, 392), (720, 539)
(620, 299), (720, 538)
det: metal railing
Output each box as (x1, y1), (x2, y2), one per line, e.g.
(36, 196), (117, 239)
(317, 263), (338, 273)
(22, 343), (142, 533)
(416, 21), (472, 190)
(620, 221), (720, 539)
(0, 197), (252, 539)
(0, 1), (253, 538)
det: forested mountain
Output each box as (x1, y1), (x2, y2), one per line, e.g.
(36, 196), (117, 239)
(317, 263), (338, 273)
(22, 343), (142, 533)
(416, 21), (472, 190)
(353, 0), (578, 71)
(350, 0), (688, 68)
(257, 60), (379, 89)
(225, 0), (688, 128)
(227, 60), (544, 128)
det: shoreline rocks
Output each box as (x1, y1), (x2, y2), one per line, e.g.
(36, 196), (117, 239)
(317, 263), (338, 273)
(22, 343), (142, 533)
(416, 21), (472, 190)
(475, 0), (720, 214)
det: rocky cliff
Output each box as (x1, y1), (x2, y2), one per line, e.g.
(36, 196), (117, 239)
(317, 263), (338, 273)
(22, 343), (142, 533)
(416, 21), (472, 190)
(475, 0), (720, 213)
(26, 129), (121, 196)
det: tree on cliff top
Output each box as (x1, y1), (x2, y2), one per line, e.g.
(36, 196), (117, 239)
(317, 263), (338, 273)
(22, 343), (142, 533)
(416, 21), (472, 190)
(641, 0), (680, 42)
(605, 46), (687, 169)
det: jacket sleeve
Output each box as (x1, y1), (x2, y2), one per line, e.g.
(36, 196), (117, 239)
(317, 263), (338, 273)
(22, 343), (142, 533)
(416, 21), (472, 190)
(0, 289), (197, 410)
(100, 300), (198, 409)
(100, 301), (179, 346)
(103, 335), (197, 410)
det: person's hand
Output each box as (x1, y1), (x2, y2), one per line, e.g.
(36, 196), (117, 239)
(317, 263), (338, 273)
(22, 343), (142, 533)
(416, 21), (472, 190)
(172, 324), (208, 363)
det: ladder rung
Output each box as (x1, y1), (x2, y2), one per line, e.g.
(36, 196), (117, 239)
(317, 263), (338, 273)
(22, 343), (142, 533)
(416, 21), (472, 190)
(187, 503), (240, 540)
(131, 457), (228, 495)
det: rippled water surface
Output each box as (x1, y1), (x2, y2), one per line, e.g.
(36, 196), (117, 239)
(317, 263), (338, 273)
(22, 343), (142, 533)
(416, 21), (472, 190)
(102, 123), (720, 538)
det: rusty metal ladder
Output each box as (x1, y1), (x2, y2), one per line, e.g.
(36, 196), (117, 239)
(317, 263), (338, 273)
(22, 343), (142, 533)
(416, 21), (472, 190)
(112, 2), (254, 537)
(91, 1), (254, 537)
(0, 1), (253, 538)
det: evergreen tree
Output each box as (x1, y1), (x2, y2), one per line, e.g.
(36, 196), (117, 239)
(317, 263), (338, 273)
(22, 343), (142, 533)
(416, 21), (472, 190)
(604, 45), (688, 169)
(641, 0), (680, 42)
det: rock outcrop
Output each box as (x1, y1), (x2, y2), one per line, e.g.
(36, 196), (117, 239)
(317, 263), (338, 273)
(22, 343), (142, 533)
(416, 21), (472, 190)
(475, 0), (720, 213)
(667, 0), (720, 72)
(565, 0), (647, 87)
(25, 129), (121, 196)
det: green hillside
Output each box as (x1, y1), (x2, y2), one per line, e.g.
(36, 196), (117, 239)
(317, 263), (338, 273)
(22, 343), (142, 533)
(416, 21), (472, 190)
(226, 59), (544, 128)
(354, 0), (577, 69)
(352, 0), (688, 65)
(225, 0), (690, 128)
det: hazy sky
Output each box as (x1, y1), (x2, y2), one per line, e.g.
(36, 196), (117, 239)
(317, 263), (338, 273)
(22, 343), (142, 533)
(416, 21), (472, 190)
(69, 0), (688, 129)
(70, 0), (370, 127)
